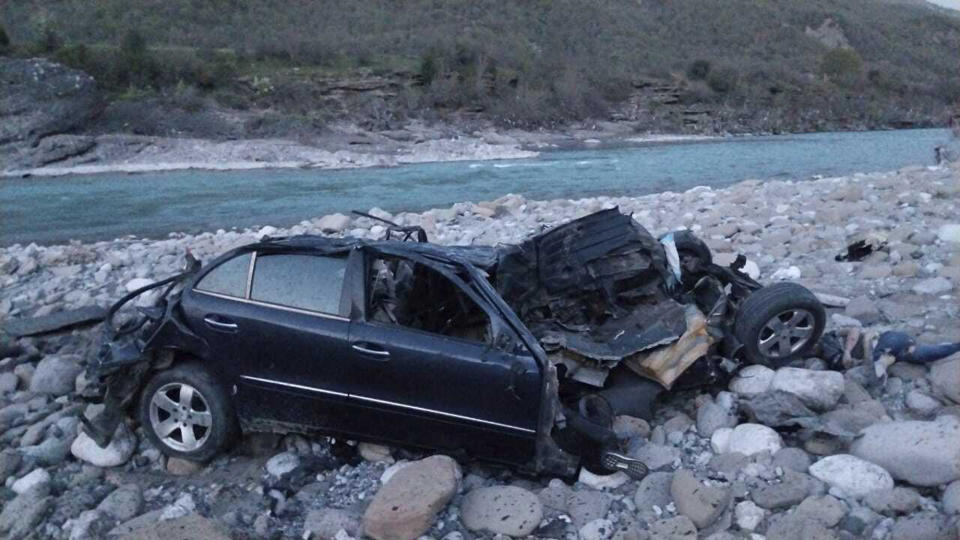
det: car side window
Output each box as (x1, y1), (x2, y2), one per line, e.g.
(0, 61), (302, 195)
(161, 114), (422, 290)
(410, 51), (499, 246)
(368, 256), (491, 344)
(251, 254), (346, 315)
(194, 253), (252, 298)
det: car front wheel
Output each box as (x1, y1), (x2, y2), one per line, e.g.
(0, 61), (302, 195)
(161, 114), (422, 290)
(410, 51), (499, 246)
(734, 282), (826, 367)
(139, 363), (238, 462)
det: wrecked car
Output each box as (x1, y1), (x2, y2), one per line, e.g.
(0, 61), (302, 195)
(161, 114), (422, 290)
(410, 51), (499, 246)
(81, 208), (825, 479)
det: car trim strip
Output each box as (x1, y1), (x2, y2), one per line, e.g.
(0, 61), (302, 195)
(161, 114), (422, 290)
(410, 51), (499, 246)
(193, 289), (350, 322)
(239, 375), (348, 398)
(239, 375), (536, 435)
(349, 393), (537, 434)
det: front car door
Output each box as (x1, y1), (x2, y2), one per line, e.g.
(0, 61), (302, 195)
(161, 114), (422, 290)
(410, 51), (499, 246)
(344, 250), (542, 466)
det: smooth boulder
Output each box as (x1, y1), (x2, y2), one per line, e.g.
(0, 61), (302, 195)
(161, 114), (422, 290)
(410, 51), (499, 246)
(770, 367), (844, 410)
(461, 485), (543, 537)
(809, 454), (893, 498)
(29, 356), (82, 396)
(670, 469), (730, 529)
(850, 416), (960, 486)
(70, 422), (137, 467)
(362, 455), (460, 540)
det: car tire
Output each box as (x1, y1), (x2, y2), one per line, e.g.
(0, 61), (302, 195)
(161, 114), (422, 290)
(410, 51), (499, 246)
(138, 363), (238, 462)
(734, 282), (825, 367)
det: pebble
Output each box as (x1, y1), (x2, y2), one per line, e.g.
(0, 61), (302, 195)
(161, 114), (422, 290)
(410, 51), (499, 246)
(265, 451), (300, 477)
(712, 423), (783, 456)
(734, 500), (765, 531)
(11, 467), (50, 494)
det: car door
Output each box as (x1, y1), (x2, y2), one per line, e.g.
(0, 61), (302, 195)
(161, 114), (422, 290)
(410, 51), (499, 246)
(182, 250), (356, 433)
(344, 252), (541, 465)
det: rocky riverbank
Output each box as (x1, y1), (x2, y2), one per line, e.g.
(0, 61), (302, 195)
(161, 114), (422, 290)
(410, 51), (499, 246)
(0, 164), (959, 539)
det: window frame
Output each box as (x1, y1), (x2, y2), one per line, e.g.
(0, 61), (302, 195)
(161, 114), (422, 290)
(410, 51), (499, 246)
(362, 253), (498, 347)
(192, 250), (350, 322)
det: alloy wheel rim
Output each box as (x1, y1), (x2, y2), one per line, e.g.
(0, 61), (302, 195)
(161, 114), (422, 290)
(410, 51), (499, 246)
(149, 382), (212, 452)
(757, 308), (815, 359)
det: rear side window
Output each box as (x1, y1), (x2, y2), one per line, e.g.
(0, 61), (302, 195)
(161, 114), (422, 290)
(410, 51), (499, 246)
(195, 253), (251, 297)
(251, 254), (346, 315)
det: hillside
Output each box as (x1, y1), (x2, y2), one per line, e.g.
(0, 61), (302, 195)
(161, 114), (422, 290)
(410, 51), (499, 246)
(1, 0), (959, 135)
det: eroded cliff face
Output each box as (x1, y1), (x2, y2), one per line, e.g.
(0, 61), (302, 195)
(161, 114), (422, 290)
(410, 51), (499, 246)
(0, 57), (101, 145)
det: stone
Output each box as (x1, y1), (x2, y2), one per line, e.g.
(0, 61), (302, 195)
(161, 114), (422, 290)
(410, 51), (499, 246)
(670, 469), (730, 529)
(850, 416), (960, 486)
(0, 485), (52, 540)
(567, 490), (612, 528)
(772, 447), (811, 473)
(734, 500), (764, 531)
(906, 391), (942, 416)
(612, 415), (651, 441)
(11, 467), (50, 494)
(808, 454), (893, 498)
(860, 264), (892, 279)
(304, 508), (361, 539)
(69, 509), (112, 540)
(770, 367), (844, 410)
(0, 372), (19, 394)
(719, 424), (783, 456)
(630, 443), (681, 471)
(648, 516), (697, 539)
(751, 474), (813, 510)
(362, 455), (460, 540)
(359, 442), (394, 464)
(29, 355), (82, 395)
(166, 457), (203, 475)
(113, 513), (231, 540)
(913, 277), (953, 295)
(696, 395), (737, 438)
(938, 224), (960, 243)
(316, 213), (352, 233)
(930, 357), (960, 404)
(461, 486), (543, 537)
(0, 58), (101, 145)
(890, 512), (957, 540)
(863, 487), (922, 516)
(845, 295), (880, 324)
(943, 480), (960, 514)
(70, 422), (137, 467)
(579, 518), (615, 540)
(633, 472), (674, 519)
(578, 468), (630, 490)
(265, 451), (300, 477)
(794, 495), (847, 528)
(729, 365), (775, 398)
(97, 484), (144, 521)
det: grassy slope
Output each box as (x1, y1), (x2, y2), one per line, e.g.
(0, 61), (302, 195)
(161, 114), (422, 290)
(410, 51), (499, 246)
(2, 0), (958, 131)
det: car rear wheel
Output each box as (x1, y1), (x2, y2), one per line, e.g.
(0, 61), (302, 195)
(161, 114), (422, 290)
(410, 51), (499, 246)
(139, 363), (238, 462)
(734, 282), (825, 367)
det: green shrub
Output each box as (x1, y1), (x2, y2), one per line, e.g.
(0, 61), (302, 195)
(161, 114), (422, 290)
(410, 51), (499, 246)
(36, 26), (63, 53)
(821, 47), (863, 84)
(707, 67), (738, 93)
(0, 25), (10, 53)
(687, 60), (711, 81)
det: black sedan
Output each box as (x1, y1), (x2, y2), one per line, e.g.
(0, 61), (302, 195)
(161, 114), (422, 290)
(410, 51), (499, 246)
(81, 209), (825, 478)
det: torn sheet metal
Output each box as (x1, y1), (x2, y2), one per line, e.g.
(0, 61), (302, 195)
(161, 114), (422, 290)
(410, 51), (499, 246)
(622, 305), (713, 389)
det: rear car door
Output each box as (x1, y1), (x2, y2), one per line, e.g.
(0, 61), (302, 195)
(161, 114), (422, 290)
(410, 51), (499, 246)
(182, 250), (355, 433)
(344, 252), (541, 465)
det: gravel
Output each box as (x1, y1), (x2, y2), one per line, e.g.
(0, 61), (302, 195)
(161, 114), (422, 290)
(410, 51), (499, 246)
(0, 163), (958, 539)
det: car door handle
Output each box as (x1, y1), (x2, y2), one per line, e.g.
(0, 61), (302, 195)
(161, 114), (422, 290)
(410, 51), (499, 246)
(203, 316), (238, 332)
(352, 343), (390, 359)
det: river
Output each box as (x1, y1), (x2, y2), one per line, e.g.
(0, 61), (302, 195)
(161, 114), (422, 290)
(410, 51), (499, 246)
(1, 128), (952, 246)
